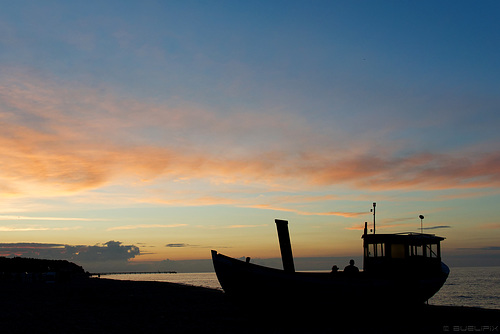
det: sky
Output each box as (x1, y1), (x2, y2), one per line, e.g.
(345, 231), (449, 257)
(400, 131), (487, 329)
(0, 0), (499, 272)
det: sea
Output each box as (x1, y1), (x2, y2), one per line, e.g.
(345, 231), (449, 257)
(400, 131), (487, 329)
(104, 266), (500, 310)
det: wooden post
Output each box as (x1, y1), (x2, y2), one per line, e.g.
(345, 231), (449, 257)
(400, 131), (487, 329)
(275, 219), (295, 273)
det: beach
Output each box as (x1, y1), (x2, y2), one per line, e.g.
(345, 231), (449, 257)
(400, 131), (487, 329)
(0, 278), (498, 334)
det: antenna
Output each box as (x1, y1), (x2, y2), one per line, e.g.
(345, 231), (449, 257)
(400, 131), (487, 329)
(419, 215), (424, 233)
(370, 202), (376, 234)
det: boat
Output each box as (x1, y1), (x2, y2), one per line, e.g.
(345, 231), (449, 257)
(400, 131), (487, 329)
(211, 210), (450, 307)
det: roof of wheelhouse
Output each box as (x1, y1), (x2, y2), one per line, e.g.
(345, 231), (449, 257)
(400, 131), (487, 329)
(362, 232), (445, 244)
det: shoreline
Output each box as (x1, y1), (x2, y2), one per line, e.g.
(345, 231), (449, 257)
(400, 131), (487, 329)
(0, 278), (498, 333)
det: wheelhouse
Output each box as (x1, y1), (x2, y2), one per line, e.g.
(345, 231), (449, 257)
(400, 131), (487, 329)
(362, 225), (445, 274)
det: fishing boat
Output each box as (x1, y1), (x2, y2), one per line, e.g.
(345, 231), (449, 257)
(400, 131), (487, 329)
(211, 207), (449, 307)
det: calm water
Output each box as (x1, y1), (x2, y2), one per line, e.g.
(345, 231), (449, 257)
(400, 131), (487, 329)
(105, 272), (222, 290)
(105, 266), (500, 310)
(429, 266), (500, 310)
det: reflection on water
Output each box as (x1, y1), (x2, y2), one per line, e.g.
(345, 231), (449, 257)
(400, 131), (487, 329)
(429, 266), (500, 310)
(105, 272), (222, 290)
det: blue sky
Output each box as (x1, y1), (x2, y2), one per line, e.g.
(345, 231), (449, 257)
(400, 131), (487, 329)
(0, 1), (499, 271)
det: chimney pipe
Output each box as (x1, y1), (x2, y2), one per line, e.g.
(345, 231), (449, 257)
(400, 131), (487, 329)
(275, 219), (295, 273)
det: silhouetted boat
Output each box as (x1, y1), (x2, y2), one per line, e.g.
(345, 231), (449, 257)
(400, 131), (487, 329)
(212, 214), (449, 306)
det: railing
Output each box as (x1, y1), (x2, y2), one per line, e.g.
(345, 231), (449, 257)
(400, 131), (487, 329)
(393, 231), (436, 237)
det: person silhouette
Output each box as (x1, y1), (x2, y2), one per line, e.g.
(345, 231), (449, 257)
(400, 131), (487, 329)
(344, 259), (359, 274)
(330, 265), (339, 274)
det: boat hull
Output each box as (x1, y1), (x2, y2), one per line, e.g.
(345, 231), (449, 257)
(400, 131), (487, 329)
(212, 250), (449, 307)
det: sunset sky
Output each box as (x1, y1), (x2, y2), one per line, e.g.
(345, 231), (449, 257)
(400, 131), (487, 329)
(1, 1), (499, 271)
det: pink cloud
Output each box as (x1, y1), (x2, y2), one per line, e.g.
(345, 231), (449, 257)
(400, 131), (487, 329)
(479, 223), (500, 230)
(106, 224), (187, 231)
(1, 69), (500, 200)
(345, 223), (410, 231)
(226, 224), (267, 229)
(247, 205), (370, 218)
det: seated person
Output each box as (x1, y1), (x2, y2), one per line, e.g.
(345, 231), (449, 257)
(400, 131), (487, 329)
(344, 259), (359, 274)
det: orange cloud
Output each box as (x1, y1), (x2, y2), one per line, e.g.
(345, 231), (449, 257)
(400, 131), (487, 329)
(2, 69), (500, 202)
(244, 204), (369, 217)
(0, 215), (107, 221)
(226, 224), (267, 228)
(141, 194), (370, 217)
(479, 223), (500, 230)
(106, 224), (187, 231)
(345, 223), (409, 231)
(0, 225), (82, 232)
(309, 152), (500, 191)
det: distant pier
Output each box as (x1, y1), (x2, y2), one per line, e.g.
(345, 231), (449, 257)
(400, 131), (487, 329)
(90, 271), (176, 277)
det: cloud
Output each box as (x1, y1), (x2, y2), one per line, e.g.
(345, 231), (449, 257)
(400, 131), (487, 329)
(164, 243), (229, 251)
(72, 241), (140, 262)
(147, 194), (370, 217)
(309, 211), (369, 218)
(479, 223), (500, 230)
(244, 203), (369, 217)
(226, 224), (267, 229)
(346, 223), (452, 232)
(2, 69), (500, 203)
(194, 224), (268, 230)
(0, 242), (64, 249)
(481, 246), (500, 251)
(309, 152), (500, 190)
(0, 215), (106, 221)
(164, 243), (228, 250)
(0, 225), (81, 232)
(106, 224), (187, 231)
(0, 240), (140, 263)
(345, 222), (410, 231)
(423, 225), (451, 230)
(456, 246), (500, 251)
(381, 217), (416, 224)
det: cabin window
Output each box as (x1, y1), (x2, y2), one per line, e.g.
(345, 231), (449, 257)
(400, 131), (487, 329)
(376, 243), (384, 257)
(367, 243), (385, 257)
(411, 245), (424, 257)
(391, 244), (405, 259)
(426, 244), (438, 258)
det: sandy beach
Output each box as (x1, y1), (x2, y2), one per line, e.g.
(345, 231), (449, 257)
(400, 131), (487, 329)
(0, 278), (498, 333)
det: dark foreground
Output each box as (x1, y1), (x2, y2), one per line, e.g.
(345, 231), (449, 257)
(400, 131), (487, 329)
(0, 278), (498, 334)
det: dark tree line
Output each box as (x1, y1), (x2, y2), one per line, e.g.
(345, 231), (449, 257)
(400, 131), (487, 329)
(0, 257), (87, 282)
